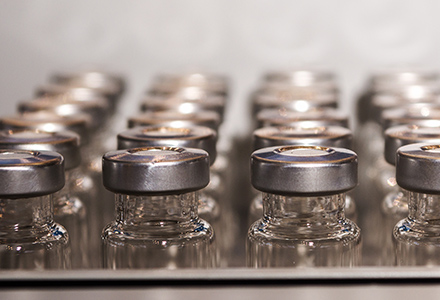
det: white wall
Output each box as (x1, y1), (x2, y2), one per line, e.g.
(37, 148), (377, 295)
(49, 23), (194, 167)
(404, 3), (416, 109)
(1, 0), (439, 135)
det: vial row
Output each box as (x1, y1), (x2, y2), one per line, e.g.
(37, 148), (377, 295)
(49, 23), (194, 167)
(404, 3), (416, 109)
(2, 67), (440, 270)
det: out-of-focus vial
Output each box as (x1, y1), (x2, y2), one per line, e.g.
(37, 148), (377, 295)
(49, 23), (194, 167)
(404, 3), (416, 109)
(356, 68), (440, 125)
(247, 145), (361, 268)
(128, 110), (221, 131)
(394, 143), (440, 266)
(377, 124), (440, 266)
(117, 125), (234, 266)
(140, 95), (225, 123)
(0, 149), (69, 269)
(45, 69), (126, 111)
(102, 146), (215, 269)
(249, 125), (356, 224)
(0, 112), (102, 267)
(256, 108), (349, 129)
(0, 129), (89, 268)
(148, 72), (229, 98)
(251, 91), (337, 118)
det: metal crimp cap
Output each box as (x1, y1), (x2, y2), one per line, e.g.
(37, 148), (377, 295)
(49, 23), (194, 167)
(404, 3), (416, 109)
(256, 108), (349, 128)
(128, 110), (221, 131)
(253, 125), (352, 151)
(251, 145), (357, 196)
(0, 149), (64, 198)
(396, 143), (440, 194)
(0, 111), (90, 143)
(103, 146), (210, 195)
(385, 124), (440, 165)
(118, 125), (217, 165)
(0, 129), (81, 170)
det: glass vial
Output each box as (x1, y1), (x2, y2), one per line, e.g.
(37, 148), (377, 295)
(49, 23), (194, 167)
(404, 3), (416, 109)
(0, 149), (70, 270)
(247, 145), (361, 268)
(394, 143), (440, 266)
(250, 124), (356, 225)
(0, 129), (89, 269)
(102, 146), (215, 269)
(116, 125), (233, 266)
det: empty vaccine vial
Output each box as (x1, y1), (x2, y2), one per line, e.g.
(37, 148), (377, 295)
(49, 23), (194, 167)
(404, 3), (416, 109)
(247, 145), (361, 268)
(0, 149), (70, 269)
(255, 108), (349, 129)
(0, 129), (89, 268)
(249, 124), (356, 225)
(394, 143), (440, 266)
(377, 125), (440, 266)
(102, 147), (216, 269)
(117, 125), (234, 266)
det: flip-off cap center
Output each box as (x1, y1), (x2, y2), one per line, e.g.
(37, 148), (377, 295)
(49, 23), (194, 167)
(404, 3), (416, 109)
(141, 127), (191, 137)
(277, 146), (333, 157)
(421, 145), (440, 153)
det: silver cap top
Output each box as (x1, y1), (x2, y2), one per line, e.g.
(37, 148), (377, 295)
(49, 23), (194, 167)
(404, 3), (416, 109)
(385, 124), (440, 165)
(262, 68), (337, 86)
(0, 129), (81, 170)
(253, 125), (352, 150)
(103, 146), (210, 195)
(256, 108), (349, 128)
(251, 145), (357, 196)
(118, 125), (217, 164)
(140, 96), (225, 121)
(18, 96), (110, 130)
(396, 143), (440, 194)
(0, 112), (90, 143)
(369, 68), (440, 91)
(381, 103), (440, 129)
(150, 72), (229, 95)
(252, 90), (338, 116)
(50, 69), (126, 96)
(128, 111), (221, 131)
(0, 149), (64, 197)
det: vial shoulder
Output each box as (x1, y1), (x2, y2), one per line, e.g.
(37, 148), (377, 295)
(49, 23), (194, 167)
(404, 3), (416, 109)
(102, 218), (214, 245)
(394, 218), (440, 244)
(248, 218), (361, 245)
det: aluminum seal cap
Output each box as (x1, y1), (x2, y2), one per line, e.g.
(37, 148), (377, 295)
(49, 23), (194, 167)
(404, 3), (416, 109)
(140, 96), (225, 122)
(252, 90), (338, 116)
(385, 124), (440, 165)
(128, 111), (221, 131)
(18, 96), (110, 131)
(251, 145), (357, 196)
(150, 72), (229, 96)
(253, 125), (352, 151)
(396, 143), (440, 194)
(36, 82), (119, 110)
(118, 125), (217, 165)
(0, 149), (64, 198)
(381, 103), (440, 130)
(0, 112), (90, 144)
(262, 68), (337, 85)
(256, 108), (349, 129)
(103, 146), (210, 195)
(0, 129), (81, 170)
(50, 69), (126, 97)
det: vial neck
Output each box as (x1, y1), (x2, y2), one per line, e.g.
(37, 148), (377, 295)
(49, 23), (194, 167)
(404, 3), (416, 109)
(0, 195), (54, 230)
(115, 192), (199, 226)
(262, 193), (345, 226)
(408, 192), (440, 226)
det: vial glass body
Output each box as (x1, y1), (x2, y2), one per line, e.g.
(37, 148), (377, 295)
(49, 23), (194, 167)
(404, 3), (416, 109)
(0, 195), (70, 270)
(53, 170), (89, 268)
(247, 193), (361, 268)
(102, 192), (216, 269)
(394, 192), (440, 266)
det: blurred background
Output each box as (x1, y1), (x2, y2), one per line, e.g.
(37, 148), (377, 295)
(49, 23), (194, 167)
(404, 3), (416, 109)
(2, 0), (440, 135)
